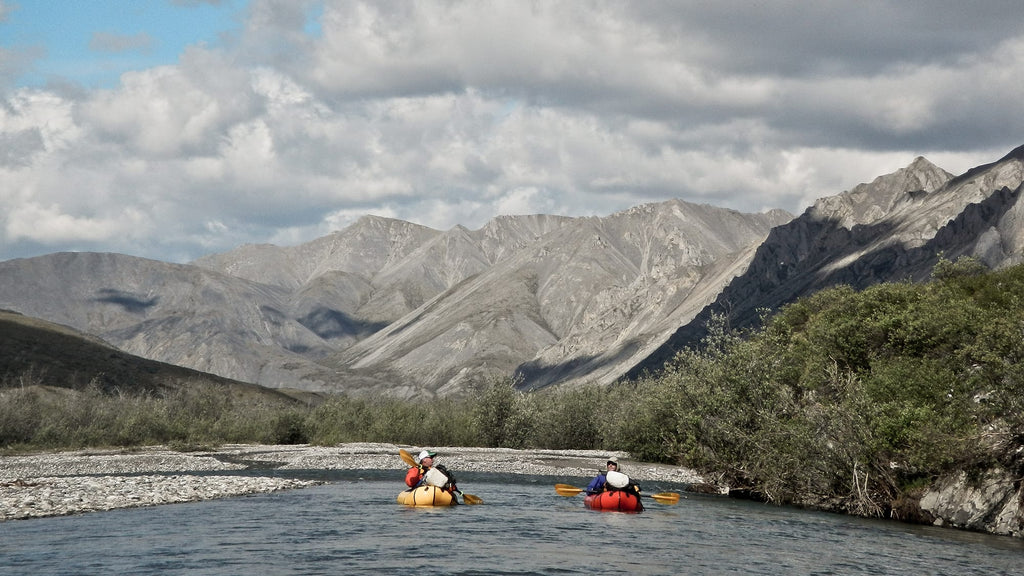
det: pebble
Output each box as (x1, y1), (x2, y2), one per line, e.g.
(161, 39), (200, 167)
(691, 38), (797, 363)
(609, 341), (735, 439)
(1, 474), (319, 521)
(1, 443), (707, 521)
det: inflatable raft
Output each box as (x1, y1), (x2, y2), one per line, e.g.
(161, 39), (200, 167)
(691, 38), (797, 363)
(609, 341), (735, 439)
(584, 490), (644, 512)
(397, 485), (458, 507)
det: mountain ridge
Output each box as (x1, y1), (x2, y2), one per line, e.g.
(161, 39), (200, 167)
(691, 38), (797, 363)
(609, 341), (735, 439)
(627, 146), (1024, 379)
(3, 145), (1024, 397)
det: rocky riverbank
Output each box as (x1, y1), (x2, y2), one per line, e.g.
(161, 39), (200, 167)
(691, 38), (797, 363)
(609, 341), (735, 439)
(1, 443), (707, 521)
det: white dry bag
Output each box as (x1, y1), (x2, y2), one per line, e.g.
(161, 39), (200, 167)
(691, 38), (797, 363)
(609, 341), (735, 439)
(606, 470), (629, 489)
(423, 466), (450, 488)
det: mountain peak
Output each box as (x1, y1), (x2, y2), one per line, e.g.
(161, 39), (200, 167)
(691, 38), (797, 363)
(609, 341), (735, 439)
(808, 156), (953, 227)
(896, 155), (952, 186)
(906, 155), (940, 173)
(348, 214), (435, 233)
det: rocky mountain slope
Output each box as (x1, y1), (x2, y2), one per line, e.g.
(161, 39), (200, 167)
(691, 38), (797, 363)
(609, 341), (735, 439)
(0, 309), (299, 403)
(0, 201), (787, 397)
(629, 145), (1024, 378)
(2, 145), (1023, 398)
(0, 252), (336, 389)
(332, 203), (791, 395)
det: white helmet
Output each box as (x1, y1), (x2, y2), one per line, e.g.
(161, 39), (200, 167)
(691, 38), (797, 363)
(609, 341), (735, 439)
(606, 470), (629, 489)
(416, 450), (436, 463)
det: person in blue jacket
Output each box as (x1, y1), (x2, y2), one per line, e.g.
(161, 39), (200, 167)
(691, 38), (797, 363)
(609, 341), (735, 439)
(585, 457), (620, 495)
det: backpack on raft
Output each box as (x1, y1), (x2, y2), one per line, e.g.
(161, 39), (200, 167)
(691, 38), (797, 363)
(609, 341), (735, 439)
(423, 464), (457, 491)
(605, 469), (641, 496)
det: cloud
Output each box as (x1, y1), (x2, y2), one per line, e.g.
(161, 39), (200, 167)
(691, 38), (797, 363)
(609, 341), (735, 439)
(79, 47), (261, 155)
(5, 202), (149, 244)
(0, 126), (43, 168)
(1, 0), (1023, 263)
(89, 32), (155, 54)
(0, 44), (42, 92)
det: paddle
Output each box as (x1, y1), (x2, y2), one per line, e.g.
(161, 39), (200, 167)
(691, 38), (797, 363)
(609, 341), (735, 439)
(399, 449), (483, 504)
(554, 483), (681, 504)
(555, 483), (585, 496)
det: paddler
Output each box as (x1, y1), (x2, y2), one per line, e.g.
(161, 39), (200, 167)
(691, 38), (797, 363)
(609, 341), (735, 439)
(585, 456), (620, 495)
(405, 449), (460, 495)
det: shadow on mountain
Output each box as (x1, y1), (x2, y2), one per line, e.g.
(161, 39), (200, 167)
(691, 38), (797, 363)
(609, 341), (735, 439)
(297, 307), (388, 340)
(94, 288), (159, 313)
(624, 183), (1023, 381)
(514, 336), (646, 391)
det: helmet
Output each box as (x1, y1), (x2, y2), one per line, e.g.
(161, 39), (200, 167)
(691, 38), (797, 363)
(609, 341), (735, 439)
(606, 470), (629, 489)
(416, 450), (437, 463)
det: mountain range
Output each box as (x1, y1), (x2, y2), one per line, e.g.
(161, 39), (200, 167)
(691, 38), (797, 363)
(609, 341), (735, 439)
(2, 144), (1023, 398)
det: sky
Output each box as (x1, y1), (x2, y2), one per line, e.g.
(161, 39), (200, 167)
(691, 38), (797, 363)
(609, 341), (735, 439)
(2, 1), (1023, 264)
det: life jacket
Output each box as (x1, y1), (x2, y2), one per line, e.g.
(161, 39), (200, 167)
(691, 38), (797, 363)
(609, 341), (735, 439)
(405, 465), (425, 488)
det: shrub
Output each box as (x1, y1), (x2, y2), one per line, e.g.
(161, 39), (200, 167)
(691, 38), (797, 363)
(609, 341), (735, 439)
(470, 377), (535, 448)
(528, 385), (605, 449)
(621, 261), (1024, 514)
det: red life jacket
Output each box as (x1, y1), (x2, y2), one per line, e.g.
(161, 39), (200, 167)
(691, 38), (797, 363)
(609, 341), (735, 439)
(405, 466), (424, 487)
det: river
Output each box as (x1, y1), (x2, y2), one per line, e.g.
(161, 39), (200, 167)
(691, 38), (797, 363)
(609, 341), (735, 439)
(1, 469), (1021, 575)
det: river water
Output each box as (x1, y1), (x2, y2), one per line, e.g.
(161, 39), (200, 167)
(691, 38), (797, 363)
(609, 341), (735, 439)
(1, 469), (1021, 575)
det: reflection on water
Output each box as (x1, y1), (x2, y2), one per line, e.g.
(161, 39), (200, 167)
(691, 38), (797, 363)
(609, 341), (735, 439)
(1, 470), (1022, 575)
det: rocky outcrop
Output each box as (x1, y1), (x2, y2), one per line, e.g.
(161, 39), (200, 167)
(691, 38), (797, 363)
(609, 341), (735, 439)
(919, 469), (1024, 538)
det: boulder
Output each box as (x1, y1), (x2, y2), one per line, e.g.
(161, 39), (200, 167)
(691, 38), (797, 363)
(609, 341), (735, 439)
(919, 468), (1023, 537)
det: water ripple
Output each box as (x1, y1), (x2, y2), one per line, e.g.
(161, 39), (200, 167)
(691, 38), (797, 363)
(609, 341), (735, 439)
(1, 475), (1022, 575)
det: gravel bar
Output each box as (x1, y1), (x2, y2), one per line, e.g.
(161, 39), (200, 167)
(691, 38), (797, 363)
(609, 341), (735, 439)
(1, 443), (707, 521)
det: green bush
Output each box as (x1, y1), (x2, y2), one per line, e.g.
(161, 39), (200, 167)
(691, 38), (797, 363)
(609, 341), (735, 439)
(615, 258), (1024, 515)
(469, 377), (535, 448)
(526, 385), (606, 449)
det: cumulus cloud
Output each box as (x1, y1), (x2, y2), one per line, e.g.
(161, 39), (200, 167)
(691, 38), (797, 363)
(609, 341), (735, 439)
(1, 0), (1023, 263)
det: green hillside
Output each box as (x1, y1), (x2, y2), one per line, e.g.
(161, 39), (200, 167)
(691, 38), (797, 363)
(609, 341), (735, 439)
(0, 309), (300, 402)
(616, 256), (1024, 517)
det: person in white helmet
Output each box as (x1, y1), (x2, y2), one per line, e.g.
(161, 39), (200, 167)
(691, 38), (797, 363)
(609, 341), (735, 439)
(585, 457), (621, 495)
